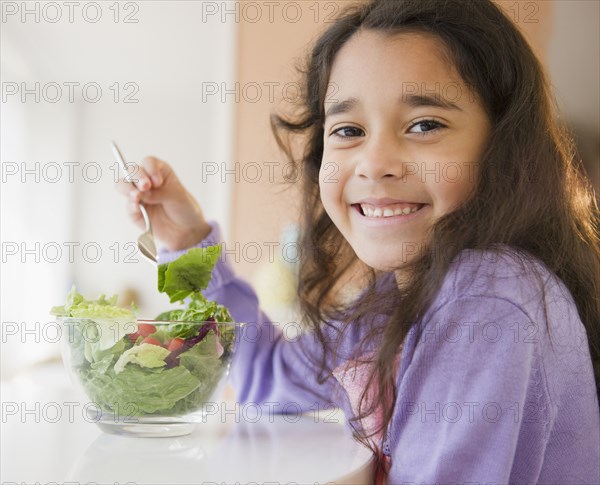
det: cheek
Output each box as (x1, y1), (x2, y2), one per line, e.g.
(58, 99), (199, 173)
(319, 152), (347, 189)
(318, 162), (337, 215)
(432, 161), (478, 213)
(319, 151), (343, 188)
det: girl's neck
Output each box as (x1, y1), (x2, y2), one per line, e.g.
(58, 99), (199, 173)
(394, 270), (410, 291)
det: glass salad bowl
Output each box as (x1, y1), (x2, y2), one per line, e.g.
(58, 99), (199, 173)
(60, 317), (241, 437)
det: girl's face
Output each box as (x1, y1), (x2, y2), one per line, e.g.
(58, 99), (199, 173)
(319, 30), (491, 273)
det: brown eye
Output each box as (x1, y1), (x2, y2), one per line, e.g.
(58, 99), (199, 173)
(408, 119), (446, 135)
(332, 126), (365, 138)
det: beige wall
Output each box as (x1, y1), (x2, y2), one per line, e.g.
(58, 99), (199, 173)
(229, 0), (554, 284)
(230, 1), (348, 283)
(496, 0), (553, 63)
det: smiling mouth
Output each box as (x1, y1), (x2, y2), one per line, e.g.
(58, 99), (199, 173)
(352, 203), (426, 218)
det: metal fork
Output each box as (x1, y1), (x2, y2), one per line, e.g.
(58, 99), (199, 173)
(111, 141), (158, 265)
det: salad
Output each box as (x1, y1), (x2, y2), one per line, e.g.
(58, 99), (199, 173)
(51, 245), (237, 417)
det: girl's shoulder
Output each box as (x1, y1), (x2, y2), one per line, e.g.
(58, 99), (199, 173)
(412, 243), (594, 400)
(419, 244), (587, 366)
(392, 246), (599, 484)
(435, 244), (576, 317)
(417, 245), (594, 401)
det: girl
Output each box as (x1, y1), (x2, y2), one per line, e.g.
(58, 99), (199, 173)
(119, 0), (600, 482)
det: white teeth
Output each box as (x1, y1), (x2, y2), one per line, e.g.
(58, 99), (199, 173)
(360, 203), (421, 218)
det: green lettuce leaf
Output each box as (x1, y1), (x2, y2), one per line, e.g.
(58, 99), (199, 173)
(179, 332), (219, 375)
(52, 288), (137, 361)
(77, 365), (200, 415)
(51, 287), (135, 320)
(113, 343), (170, 374)
(175, 332), (227, 407)
(91, 353), (116, 375)
(153, 293), (234, 342)
(157, 245), (222, 303)
(85, 336), (128, 367)
(52, 246), (236, 418)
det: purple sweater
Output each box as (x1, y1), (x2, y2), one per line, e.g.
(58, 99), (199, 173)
(162, 221), (600, 484)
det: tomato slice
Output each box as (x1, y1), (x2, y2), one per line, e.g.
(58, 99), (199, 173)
(137, 323), (157, 337)
(128, 332), (140, 343)
(167, 338), (185, 352)
(142, 336), (163, 347)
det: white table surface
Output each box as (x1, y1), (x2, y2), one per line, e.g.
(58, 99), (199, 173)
(1, 362), (373, 484)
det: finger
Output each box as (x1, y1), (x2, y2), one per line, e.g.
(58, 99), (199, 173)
(127, 202), (145, 227)
(141, 156), (173, 189)
(114, 164), (151, 192)
(130, 165), (152, 192)
(134, 186), (176, 205)
(128, 189), (141, 204)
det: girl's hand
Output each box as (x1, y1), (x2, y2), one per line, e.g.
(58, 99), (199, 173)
(116, 156), (212, 252)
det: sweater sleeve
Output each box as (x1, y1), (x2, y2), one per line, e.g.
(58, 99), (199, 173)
(388, 295), (552, 484)
(158, 221), (343, 414)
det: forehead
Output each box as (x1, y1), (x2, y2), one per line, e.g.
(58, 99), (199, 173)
(327, 30), (463, 99)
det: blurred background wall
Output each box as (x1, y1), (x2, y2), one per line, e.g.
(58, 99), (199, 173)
(1, 2), (239, 377)
(1, 0), (598, 379)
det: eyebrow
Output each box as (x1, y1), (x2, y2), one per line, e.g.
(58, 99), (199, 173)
(404, 94), (462, 111)
(324, 97), (358, 119)
(324, 94), (462, 119)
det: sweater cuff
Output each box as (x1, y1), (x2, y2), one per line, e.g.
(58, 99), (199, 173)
(157, 220), (236, 293)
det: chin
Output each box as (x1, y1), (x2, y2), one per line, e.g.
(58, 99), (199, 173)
(354, 250), (407, 273)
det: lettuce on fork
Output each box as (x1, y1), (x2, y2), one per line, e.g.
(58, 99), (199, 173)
(158, 245), (221, 303)
(51, 244), (236, 416)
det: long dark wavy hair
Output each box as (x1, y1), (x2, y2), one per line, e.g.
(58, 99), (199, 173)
(271, 0), (600, 478)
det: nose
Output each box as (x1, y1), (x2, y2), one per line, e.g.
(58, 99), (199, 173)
(354, 131), (406, 181)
